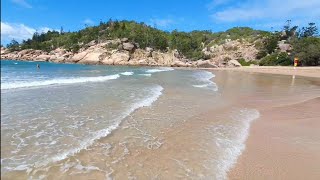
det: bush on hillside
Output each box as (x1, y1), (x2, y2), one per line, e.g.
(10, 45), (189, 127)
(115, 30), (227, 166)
(238, 58), (257, 66)
(259, 52), (292, 66)
(291, 37), (320, 66)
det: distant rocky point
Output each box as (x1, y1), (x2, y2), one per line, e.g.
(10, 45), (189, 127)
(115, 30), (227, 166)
(2, 38), (270, 68)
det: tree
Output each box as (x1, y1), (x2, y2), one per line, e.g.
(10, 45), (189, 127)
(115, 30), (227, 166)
(282, 20), (298, 40)
(264, 34), (280, 54)
(292, 37), (320, 66)
(300, 23), (318, 37)
(7, 39), (20, 51)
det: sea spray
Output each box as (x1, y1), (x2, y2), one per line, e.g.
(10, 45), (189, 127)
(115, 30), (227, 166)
(1, 74), (120, 90)
(213, 108), (260, 180)
(192, 71), (218, 91)
(146, 67), (174, 73)
(34, 85), (164, 169)
(120, 72), (134, 76)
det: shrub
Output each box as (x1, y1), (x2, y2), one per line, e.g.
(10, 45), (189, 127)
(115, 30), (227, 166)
(292, 37), (320, 66)
(238, 58), (257, 66)
(259, 52), (292, 66)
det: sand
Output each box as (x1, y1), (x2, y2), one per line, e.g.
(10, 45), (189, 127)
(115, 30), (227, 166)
(212, 66), (320, 78)
(218, 67), (320, 180)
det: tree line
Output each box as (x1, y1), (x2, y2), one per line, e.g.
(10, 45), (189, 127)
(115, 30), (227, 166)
(6, 19), (319, 65)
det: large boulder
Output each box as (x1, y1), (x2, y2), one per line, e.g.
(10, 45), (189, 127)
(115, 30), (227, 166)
(122, 42), (135, 51)
(196, 60), (218, 68)
(69, 51), (88, 63)
(121, 38), (129, 43)
(278, 43), (292, 52)
(17, 49), (32, 57)
(103, 51), (130, 65)
(78, 50), (106, 64)
(171, 60), (187, 67)
(228, 60), (242, 67)
(131, 49), (150, 59)
(151, 51), (178, 66)
(35, 54), (51, 61)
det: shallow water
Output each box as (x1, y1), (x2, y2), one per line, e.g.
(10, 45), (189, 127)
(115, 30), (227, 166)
(1, 60), (319, 179)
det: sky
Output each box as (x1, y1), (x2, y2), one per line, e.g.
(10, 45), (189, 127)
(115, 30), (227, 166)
(1, 0), (320, 45)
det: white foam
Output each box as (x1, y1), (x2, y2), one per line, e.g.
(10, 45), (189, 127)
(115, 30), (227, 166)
(213, 109), (260, 180)
(193, 71), (218, 91)
(146, 67), (174, 73)
(120, 72), (134, 76)
(1, 74), (120, 90)
(139, 74), (152, 77)
(34, 85), (164, 168)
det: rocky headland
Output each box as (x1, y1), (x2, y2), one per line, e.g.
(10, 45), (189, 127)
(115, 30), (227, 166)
(1, 37), (269, 68)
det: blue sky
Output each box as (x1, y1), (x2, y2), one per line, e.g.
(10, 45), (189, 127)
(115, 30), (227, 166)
(1, 0), (320, 44)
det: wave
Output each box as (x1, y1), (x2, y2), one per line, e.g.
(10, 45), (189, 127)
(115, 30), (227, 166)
(213, 109), (260, 180)
(33, 85), (164, 169)
(139, 73), (152, 77)
(120, 72), (134, 76)
(1, 74), (120, 90)
(192, 71), (218, 91)
(146, 67), (174, 73)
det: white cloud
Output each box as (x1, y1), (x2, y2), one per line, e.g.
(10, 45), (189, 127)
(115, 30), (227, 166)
(12, 0), (32, 8)
(83, 18), (94, 25)
(206, 0), (234, 10)
(1, 22), (53, 44)
(149, 18), (174, 27)
(210, 0), (320, 23)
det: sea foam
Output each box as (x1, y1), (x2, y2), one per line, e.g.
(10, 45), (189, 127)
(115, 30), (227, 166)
(34, 85), (164, 169)
(1, 74), (120, 90)
(146, 67), (174, 73)
(139, 74), (152, 77)
(213, 109), (260, 180)
(192, 71), (218, 91)
(120, 72), (134, 76)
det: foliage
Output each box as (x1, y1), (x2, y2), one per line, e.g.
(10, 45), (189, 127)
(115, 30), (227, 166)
(6, 39), (20, 51)
(282, 20), (298, 40)
(300, 23), (319, 38)
(264, 33), (280, 54)
(259, 52), (292, 66)
(291, 37), (320, 66)
(238, 58), (257, 66)
(5, 19), (318, 65)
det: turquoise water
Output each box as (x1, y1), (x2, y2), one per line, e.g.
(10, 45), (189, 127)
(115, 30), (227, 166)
(1, 60), (266, 179)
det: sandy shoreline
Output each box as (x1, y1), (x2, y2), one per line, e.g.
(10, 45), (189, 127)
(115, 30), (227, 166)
(211, 66), (320, 78)
(211, 68), (320, 180)
(228, 97), (320, 180)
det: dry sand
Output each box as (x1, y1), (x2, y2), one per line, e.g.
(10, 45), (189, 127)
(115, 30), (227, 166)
(212, 66), (320, 78)
(221, 67), (320, 180)
(228, 98), (320, 180)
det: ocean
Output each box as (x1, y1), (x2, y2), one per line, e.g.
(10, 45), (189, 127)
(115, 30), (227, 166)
(1, 60), (262, 179)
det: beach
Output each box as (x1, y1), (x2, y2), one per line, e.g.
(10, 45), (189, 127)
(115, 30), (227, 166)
(1, 61), (320, 179)
(213, 66), (320, 78)
(218, 68), (320, 180)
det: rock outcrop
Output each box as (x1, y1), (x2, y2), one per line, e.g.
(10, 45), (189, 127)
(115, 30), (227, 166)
(1, 38), (254, 68)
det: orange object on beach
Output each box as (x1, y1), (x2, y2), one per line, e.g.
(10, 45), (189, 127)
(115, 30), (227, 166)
(294, 57), (299, 67)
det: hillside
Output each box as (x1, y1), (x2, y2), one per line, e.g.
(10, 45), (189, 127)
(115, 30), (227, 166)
(1, 20), (319, 67)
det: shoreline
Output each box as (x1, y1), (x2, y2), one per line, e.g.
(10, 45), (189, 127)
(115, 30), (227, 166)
(209, 66), (320, 78)
(3, 58), (320, 78)
(227, 97), (320, 179)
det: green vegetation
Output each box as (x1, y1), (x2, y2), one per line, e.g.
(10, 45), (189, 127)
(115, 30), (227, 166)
(5, 20), (269, 60)
(292, 37), (320, 66)
(238, 58), (257, 66)
(259, 52), (292, 66)
(256, 21), (319, 66)
(5, 19), (319, 65)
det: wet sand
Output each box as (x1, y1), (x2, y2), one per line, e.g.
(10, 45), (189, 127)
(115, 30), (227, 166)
(218, 69), (320, 180)
(2, 67), (319, 179)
